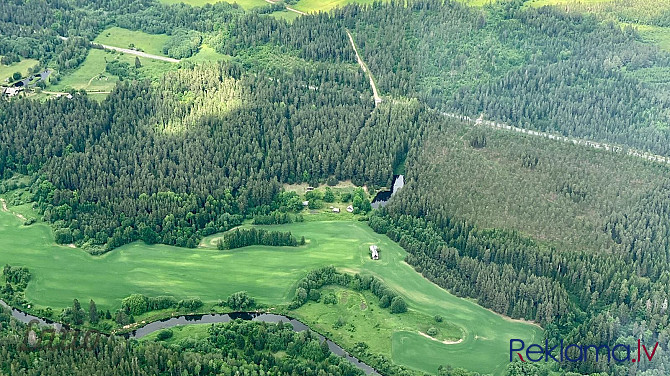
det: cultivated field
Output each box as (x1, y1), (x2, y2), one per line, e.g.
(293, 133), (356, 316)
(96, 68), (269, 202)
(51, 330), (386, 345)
(0, 202), (541, 375)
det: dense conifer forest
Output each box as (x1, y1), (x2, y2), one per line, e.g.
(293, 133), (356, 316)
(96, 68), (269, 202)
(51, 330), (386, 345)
(2, 0), (670, 375)
(0, 309), (365, 376)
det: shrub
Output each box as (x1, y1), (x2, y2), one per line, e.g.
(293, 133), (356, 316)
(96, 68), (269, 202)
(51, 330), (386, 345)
(226, 291), (255, 310)
(390, 297), (407, 313)
(156, 329), (174, 341)
(122, 294), (148, 316)
(178, 298), (203, 311)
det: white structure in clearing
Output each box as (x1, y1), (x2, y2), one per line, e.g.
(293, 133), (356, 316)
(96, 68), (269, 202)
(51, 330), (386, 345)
(370, 245), (379, 260)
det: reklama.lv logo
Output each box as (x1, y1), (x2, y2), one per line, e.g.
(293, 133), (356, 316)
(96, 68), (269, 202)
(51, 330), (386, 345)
(510, 339), (659, 363)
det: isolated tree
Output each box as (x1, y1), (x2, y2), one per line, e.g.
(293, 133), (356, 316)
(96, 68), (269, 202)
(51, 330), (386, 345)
(135, 57), (142, 68)
(323, 187), (335, 202)
(72, 299), (85, 325)
(89, 300), (99, 324)
(390, 296), (407, 313)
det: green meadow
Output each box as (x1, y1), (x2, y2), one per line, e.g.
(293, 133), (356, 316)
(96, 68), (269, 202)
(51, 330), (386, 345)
(0, 200), (541, 375)
(0, 58), (39, 84)
(50, 49), (174, 92)
(94, 27), (170, 56)
(291, 0), (376, 13)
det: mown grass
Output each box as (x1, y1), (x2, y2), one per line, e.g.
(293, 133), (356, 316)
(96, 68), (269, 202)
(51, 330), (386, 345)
(0, 202), (541, 375)
(0, 58), (39, 84)
(94, 27), (170, 56)
(292, 286), (463, 356)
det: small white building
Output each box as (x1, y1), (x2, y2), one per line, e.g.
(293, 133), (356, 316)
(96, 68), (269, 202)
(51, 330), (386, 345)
(346, 205), (354, 213)
(302, 201), (309, 206)
(4, 87), (22, 97)
(306, 186), (315, 192)
(332, 207), (340, 213)
(370, 245), (379, 260)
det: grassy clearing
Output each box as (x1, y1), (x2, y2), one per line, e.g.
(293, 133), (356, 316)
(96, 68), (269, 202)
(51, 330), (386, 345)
(0, 58), (39, 84)
(0, 199), (541, 375)
(51, 49), (173, 92)
(140, 323), (212, 343)
(185, 44), (229, 63)
(159, 0), (266, 10)
(94, 27), (170, 56)
(291, 0), (376, 13)
(625, 23), (670, 52)
(270, 10), (303, 21)
(292, 286), (462, 356)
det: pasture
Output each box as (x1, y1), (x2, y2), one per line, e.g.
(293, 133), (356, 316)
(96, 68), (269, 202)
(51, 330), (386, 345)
(0, 201), (541, 375)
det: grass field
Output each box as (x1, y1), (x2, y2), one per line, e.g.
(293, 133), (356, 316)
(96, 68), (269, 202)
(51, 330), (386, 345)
(0, 200), (541, 375)
(94, 27), (170, 56)
(50, 49), (173, 92)
(0, 58), (39, 84)
(185, 44), (228, 63)
(627, 23), (670, 52)
(159, 0), (267, 10)
(291, 0), (375, 13)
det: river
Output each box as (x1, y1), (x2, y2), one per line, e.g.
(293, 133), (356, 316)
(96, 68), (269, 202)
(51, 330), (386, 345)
(0, 300), (378, 375)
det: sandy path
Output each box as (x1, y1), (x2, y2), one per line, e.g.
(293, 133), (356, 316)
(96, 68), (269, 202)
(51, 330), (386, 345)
(418, 331), (464, 345)
(346, 30), (381, 107)
(93, 43), (181, 63)
(443, 112), (670, 167)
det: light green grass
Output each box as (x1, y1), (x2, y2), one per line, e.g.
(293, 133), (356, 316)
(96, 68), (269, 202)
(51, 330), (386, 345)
(140, 323), (212, 343)
(0, 202), (541, 375)
(159, 0), (266, 10)
(270, 10), (303, 21)
(51, 49), (173, 92)
(185, 44), (229, 63)
(292, 0), (375, 13)
(625, 23), (670, 52)
(0, 58), (39, 84)
(292, 286), (463, 356)
(94, 27), (170, 56)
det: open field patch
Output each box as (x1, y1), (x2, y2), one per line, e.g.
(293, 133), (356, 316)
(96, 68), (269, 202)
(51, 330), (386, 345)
(0, 201), (540, 375)
(94, 27), (170, 56)
(0, 58), (39, 84)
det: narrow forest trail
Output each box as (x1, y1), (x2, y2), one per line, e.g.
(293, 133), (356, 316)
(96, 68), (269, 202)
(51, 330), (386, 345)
(442, 112), (670, 166)
(1, 198), (7, 212)
(345, 29), (382, 107)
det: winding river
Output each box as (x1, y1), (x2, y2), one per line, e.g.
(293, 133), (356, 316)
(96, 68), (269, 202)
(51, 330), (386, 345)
(0, 300), (378, 375)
